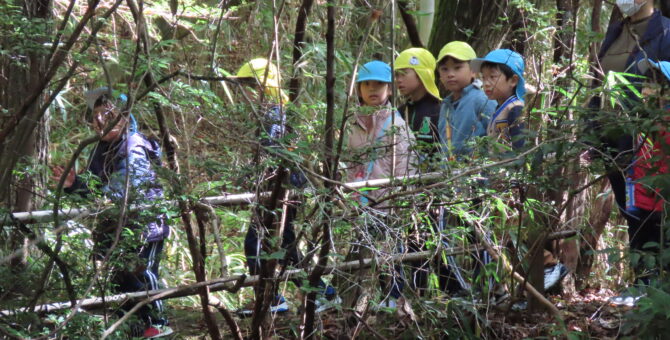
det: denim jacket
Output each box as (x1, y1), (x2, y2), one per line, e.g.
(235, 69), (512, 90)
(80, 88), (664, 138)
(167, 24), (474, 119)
(437, 83), (496, 157)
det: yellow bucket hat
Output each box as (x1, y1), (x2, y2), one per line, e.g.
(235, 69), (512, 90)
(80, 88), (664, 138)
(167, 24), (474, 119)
(394, 48), (440, 101)
(437, 41), (477, 63)
(234, 58), (288, 103)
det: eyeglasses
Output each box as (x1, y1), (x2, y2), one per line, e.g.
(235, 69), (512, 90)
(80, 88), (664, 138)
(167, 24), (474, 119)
(94, 107), (116, 124)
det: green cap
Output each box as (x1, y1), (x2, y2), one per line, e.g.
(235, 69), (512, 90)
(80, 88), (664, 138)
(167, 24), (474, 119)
(394, 48), (440, 100)
(437, 41), (477, 63)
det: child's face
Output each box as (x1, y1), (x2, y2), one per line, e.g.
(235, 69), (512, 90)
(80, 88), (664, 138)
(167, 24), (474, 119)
(481, 65), (518, 102)
(437, 58), (474, 94)
(359, 80), (391, 107)
(394, 69), (424, 97)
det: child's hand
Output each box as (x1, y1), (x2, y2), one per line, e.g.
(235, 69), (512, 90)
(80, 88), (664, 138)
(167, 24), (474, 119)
(51, 166), (75, 188)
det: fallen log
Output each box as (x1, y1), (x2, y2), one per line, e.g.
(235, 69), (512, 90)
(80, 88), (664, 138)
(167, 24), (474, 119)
(0, 248), (474, 317)
(6, 171), (448, 224)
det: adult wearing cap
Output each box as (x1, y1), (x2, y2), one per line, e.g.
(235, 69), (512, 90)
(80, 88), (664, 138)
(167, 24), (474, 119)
(53, 87), (172, 338)
(394, 48), (442, 158)
(436, 41), (497, 159)
(589, 1), (670, 220)
(232, 58), (340, 316)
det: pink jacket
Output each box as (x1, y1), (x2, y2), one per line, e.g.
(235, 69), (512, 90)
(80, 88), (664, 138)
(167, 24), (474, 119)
(345, 106), (416, 204)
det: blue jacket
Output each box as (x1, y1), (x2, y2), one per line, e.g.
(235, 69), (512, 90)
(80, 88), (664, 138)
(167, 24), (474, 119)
(437, 83), (496, 157)
(259, 104), (306, 187)
(66, 126), (169, 242)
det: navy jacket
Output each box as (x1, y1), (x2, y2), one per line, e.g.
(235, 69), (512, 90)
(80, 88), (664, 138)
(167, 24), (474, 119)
(598, 10), (670, 76)
(66, 128), (169, 242)
(399, 94), (441, 155)
(588, 10), (670, 157)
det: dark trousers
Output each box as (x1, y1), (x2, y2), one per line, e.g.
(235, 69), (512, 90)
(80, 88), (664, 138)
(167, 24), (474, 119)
(244, 205), (332, 296)
(409, 208), (491, 295)
(608, 171), (628, 215)
(624, 207), (665, 282)
(112, 240), (167, 326)
(407, 211), (463, 294)
(244, 206), (302, 276)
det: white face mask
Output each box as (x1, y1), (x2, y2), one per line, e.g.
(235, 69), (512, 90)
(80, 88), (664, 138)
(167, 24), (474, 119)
(616, 0), (647, 18)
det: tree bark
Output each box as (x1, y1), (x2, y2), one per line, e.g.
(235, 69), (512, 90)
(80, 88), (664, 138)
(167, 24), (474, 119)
(0, 0), (51, 269)
(398, 1), (423, 47)
(287, 0), (314, 102)
(426, 0), (522, 56)
(300, 1), (336, 338)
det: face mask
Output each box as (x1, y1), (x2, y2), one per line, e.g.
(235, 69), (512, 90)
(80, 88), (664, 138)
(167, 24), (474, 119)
(616, 0), (647, 17)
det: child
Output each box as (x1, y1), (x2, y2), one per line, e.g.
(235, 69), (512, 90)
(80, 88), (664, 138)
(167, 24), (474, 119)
(394, 48), (442, 159)
(472, 50), (568, 291)
(436, 41), (496, 159)
(611, 59), (670, 306)
(54, 87), (172, 338)
(232, 58), (338, 316)
(470, 49), (527, 151)
(344, 60), (415, 310)
(347, 60), (415, 204)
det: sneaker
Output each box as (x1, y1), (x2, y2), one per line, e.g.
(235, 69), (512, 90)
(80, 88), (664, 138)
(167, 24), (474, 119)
(610, 294), (645, 308)
(236, 295), (289, 317)
(544, 263), (568, 291)
(374, 298), (398, 312)
(315, 295), (342, 313)
(143, 325), (174, 338)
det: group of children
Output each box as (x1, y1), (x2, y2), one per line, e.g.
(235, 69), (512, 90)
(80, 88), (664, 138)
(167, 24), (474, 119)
(56, 33), (670, 336)
(226, 42), (531, 315)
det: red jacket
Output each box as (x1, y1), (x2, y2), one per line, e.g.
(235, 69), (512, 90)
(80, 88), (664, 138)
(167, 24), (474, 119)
(630, 119), (670, 212)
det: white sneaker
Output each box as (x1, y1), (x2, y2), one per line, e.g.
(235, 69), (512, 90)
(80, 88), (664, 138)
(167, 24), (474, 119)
(374, 298), (398, 311)
(610, 294), (644, 308)
(315, 296), (342, 313)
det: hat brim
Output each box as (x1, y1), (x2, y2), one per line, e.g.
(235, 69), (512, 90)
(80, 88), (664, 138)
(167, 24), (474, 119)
(437, 53), (471, 64)
(637, 59), (658, 76)
(84, 87), (110, 110)
(469, 59), (486, 73)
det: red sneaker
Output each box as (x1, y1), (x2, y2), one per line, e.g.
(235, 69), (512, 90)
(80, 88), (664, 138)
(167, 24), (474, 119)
(143, 325), (174, 338)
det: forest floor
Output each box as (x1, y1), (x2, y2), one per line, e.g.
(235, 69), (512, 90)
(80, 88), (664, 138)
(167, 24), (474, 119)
(157, 286), (631, 339)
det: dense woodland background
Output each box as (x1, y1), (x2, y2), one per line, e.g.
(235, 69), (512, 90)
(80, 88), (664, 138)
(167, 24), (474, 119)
(1, 0), (670, 338)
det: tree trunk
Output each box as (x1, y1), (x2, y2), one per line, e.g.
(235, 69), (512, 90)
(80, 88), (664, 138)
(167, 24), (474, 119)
(426, 0), (523, 57)
(398, 1), (424, 47)
(0, 0), (51, 267)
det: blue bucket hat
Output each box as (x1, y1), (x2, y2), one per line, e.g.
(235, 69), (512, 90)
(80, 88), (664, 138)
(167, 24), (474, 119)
(356, 60), (392, 83)
(637, 59), (670, 83)
(470, 49), (526, 102)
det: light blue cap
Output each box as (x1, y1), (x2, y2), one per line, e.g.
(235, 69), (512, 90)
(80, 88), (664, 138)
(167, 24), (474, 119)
(356, 60), (392, 83)
(470, 49), (526, 102)
(637, 59), (670, 83)
(85, 86), (136, 132)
